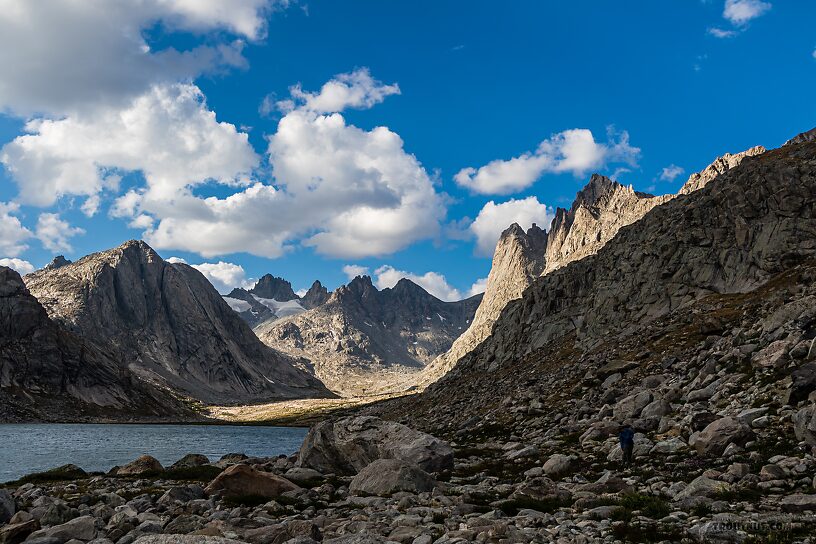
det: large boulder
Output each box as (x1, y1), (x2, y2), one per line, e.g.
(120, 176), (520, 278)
(115, 455), (164, 475)
(788, 362), (816, 405)
(780, 494), (816, 513)
(542, 454), (577, 477)
(0, 489), (14, 524)
(793, 405), (816, 446)
(612, 391), (652, 421)
(242, 520), (321, 544)
(693, 417), (753, 456)
(170, 454), (210, 470)
(349, 459), (437, 496)
(0, 519), (39, 544)
(204, 464), (299, 499)
(297, 416), (453, 475)
(26, 515), (98, 542)
(673, 476), (728, 502)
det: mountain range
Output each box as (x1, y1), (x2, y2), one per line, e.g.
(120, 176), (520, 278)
(420, 144), (768, 386)
(254, 275), (482, 396)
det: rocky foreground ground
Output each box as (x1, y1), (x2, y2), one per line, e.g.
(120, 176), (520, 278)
(2, 409), (816, 544)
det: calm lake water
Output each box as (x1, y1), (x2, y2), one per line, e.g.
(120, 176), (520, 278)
(0, 424), (308, 482)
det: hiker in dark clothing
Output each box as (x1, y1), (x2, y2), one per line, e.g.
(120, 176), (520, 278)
(619, 424), (635, 467)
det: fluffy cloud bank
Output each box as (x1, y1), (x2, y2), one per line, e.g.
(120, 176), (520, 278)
(0, 0), (278, 117)
(109, 69), (446, 259)
(469, 197), (554, 257)
(454, 128), (639, 195)
(0, 257), (35, 275)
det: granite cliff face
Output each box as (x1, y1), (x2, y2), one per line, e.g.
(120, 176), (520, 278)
(424, 148), (767, 386)
(254, 276), (482, 396)
(544, 174), (673, 274)
(24, 241), (331, 404)
(0, 267), (191, 422)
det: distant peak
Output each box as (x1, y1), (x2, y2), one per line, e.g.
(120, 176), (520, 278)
(44, 255), (72, 270)
(250, 274), (297, 301)
(573, 174), (624, 209)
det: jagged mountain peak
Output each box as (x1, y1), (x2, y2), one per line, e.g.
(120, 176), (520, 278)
(301, 280), (331, 310)
(572, 173), (624, 208)
(254, 270), (482, 396)
(250, 274), (298, 301)
(43, 255), (72, 271)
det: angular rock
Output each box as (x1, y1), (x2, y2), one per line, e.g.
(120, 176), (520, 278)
(27, 515), (98, 542)
(169, 454), (210, 470)
(204, 464), (299, 499)
(542, 454), (577, 477)
(0, 489), (14, 524)
(349, 459), (437, 496)
(694, 417), (753, 456)
(780, 494), (816, 513)
(115, 455), (163, 476)
(297, 416), (453, 475)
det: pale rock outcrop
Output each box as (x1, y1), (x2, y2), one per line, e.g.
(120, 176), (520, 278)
(422, 223), (547, 383)
(297, 416), (453, 475)
(678, 145), (765, 194)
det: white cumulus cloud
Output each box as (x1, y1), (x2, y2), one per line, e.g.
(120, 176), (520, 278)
(35, 213), (84, 252)
(126, 70), (445, 259)
(455, 128), (639, 195)
(342, 264), (370, 280)
(0, 202), (32, 256)
(0, 0), (279, 117)
(0, 257), (35, 275)
(278, 68), (400, 114)
(659, 164), (685, 182)
(2, 83), (258, 207)
(723, 0), (771, 26)
(466, 277), (488, 298)
(470, 197), (554, 257)
(374, 265), (463, 302)
(187, 261), (254, 294)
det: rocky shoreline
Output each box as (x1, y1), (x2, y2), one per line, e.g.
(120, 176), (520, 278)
(2, 415), (816, 544)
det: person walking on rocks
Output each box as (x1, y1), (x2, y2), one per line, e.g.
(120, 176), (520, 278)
(619, 424), (635, 468)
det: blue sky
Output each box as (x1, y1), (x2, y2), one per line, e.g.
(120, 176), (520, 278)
(0, 0), (814, 300)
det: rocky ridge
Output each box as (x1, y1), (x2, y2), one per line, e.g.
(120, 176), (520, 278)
(24, 240), (331, 405)
(254, 276), (482, 397)
(423, 146), (772, 387)
(423, 175), (672, 386)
